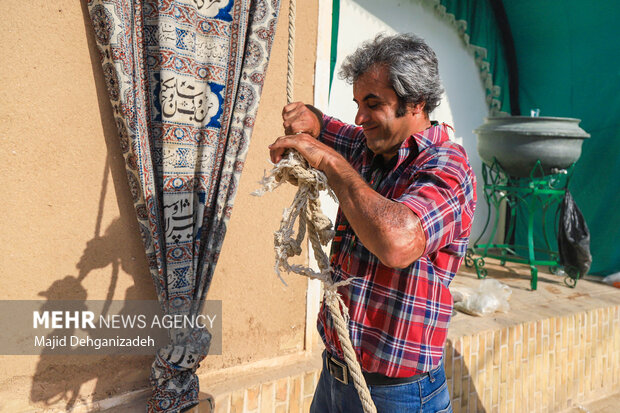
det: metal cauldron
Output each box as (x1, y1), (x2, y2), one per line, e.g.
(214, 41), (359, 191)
(474, 116), (590, 177)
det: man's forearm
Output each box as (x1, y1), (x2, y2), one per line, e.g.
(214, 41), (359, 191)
(321, 154), (425, 269)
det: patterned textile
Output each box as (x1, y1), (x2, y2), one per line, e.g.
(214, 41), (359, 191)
(317, 116), (477, 377)
(87, 0), (280, 411)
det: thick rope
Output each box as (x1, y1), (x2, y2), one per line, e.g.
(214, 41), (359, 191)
(253, 151), (336, 283)
(286, 0), (295, 105)
(253, 155), (377, 413)
(253, 2), (377, 411)
(324, 288), (376, 413)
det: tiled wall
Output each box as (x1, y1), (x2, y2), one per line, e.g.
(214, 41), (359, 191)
(446, 306), (620, 413)
(214, 370), (319, 413)
(212, 305), (619, 413)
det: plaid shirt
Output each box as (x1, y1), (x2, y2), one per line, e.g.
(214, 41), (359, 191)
(317, 115), (476, 377)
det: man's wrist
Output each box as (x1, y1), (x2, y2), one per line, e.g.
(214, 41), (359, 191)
(305, 104), (324, 137)
(321, 151), (362, 193)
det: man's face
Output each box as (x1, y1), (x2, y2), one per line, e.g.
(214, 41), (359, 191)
(353, 65), (414, 160)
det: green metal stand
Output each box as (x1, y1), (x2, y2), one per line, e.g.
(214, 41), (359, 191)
(465, 159), (579, 290)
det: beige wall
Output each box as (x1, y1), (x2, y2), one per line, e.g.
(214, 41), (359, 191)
(0, 0), (318, 411)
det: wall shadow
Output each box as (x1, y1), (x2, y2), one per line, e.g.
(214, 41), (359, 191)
(28, 3), (158, 410)
(29, 216), (156, 409)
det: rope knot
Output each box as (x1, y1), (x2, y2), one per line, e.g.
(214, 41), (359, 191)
(254, 0), (376, 408)
(252, 151), (336, 284)
(253, 151), (377, 413)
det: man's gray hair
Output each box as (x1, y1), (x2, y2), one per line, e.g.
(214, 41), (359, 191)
(339, 33), (444, 115)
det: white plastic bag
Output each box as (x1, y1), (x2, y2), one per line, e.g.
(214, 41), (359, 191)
(453, 279), (512, 317)
(602, 272), (620, 288)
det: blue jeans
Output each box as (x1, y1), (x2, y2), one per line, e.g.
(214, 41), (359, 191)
(310, 352), (453, 413)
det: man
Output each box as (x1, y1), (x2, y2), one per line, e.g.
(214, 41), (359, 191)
(269, 33), (476, 412)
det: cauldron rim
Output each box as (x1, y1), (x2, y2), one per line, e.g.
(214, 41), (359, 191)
(475, 116), (591, 139)
(483, 115), (582, 122)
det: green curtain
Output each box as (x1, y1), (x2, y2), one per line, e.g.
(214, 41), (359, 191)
(503, 0), (620, 275)
(425, 0), (513, 115)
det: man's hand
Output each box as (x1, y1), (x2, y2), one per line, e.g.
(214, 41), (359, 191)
(282, 102), (322, 137)
(269, 133), (336, 170)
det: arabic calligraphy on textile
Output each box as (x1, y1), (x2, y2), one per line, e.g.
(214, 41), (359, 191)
(164, 197), (195, 245)
(160, 76), (219, 125)
(191, 0), (228, 17)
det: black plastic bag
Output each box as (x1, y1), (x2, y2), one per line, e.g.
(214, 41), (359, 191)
(558, 190), (592, 278)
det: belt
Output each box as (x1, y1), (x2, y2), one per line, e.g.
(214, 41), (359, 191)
(325, 352), (430, 386)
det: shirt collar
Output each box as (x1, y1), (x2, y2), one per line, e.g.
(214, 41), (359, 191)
(394, 122), (454, 168)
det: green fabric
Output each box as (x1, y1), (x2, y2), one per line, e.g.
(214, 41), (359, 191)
(329, 0), (340, 97)
(433, 0), (513, 114)
(503, 0), (620, 275)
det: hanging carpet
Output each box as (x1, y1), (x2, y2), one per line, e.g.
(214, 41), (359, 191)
(87, 0), (281, 411)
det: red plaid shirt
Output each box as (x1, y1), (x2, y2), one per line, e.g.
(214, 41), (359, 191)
(317, 115), (476, 377)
